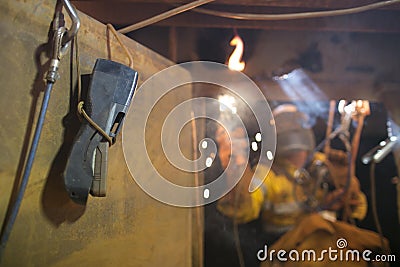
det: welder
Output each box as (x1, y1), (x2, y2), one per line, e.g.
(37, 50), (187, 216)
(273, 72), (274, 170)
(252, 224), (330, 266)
(216, 104), (367, 245)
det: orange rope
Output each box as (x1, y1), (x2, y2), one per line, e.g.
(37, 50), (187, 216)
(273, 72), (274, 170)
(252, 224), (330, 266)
(107, 23), (133, 68)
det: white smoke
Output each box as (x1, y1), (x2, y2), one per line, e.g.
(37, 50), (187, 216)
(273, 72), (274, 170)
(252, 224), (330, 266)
(273, 68), (329, 127)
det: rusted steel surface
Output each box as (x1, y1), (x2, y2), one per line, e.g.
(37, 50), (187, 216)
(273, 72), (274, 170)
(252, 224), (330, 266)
(0, 1), (195, 266)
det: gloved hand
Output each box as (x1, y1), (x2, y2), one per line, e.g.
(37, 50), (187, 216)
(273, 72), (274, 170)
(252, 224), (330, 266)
(321, 149), (367, 220)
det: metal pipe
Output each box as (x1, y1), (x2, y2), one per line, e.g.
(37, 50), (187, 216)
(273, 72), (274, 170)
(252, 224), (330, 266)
(193, 0), (400, 21)
(118, 0), (215, 34)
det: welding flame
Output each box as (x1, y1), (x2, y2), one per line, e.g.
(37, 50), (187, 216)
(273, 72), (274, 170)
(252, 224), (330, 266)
(228, 35), (245, 71)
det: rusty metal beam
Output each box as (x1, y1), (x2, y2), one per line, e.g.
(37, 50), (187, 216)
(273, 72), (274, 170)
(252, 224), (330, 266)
(73, 0), (400, 10)
(73, 2), (400, 33)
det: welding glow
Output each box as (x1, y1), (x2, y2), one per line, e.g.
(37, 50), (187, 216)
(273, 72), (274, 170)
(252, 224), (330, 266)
(380, 136), (398, 147)
(228, 35), (245, 72)
(274, 73), (291, 81)
(218, 95), (237, 114)
(344, 102), (355, 114)
(338, 100), (346, 113)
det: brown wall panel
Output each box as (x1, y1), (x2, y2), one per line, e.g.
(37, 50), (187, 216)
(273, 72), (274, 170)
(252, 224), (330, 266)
(0, 1), (196, 266)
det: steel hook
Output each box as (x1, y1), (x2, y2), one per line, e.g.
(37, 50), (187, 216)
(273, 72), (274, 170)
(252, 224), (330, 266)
(60, 0), (80, 47)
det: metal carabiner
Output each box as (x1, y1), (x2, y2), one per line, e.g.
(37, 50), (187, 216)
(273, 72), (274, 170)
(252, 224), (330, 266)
(60, 0), (80, 47)
(46, 25), (67, 83)
(46, 0), (80, 83)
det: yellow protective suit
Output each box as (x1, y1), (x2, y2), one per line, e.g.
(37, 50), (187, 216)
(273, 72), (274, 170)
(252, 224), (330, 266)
(217, 152), (367, 234)
(260, 213), (389, 267)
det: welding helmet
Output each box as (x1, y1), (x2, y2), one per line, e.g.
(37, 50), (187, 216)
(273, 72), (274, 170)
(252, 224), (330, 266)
(272, 104), (315, 157)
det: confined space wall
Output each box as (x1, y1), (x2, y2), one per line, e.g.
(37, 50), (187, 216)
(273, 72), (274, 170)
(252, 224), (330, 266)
(245, 31), (400, 101)
(0, 1), (194, 266)
(132, 27), (400, 102)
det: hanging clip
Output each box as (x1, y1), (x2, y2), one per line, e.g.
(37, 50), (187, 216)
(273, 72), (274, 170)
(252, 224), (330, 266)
(64, 59), (138, 205)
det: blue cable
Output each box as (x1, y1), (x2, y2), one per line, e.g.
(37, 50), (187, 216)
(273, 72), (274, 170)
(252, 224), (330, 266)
(0, 81), (54, 260)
